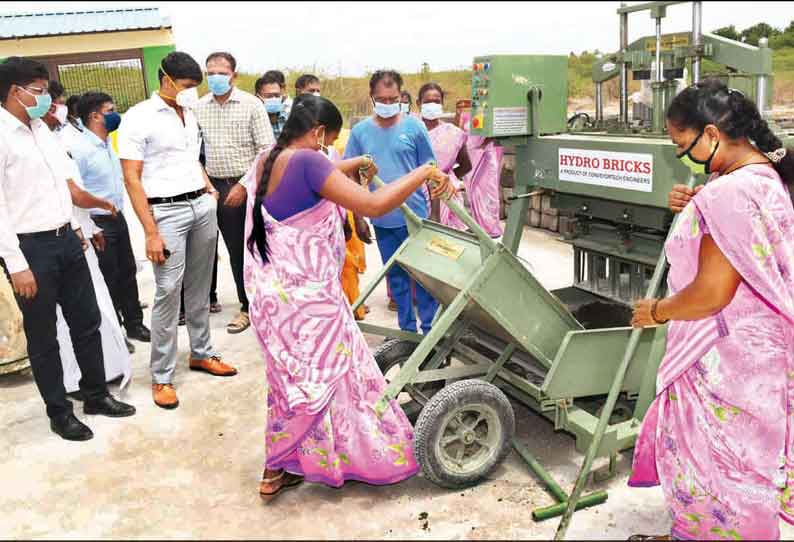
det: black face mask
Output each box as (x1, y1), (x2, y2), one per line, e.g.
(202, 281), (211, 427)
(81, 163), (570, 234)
(676, 129), (720, 175)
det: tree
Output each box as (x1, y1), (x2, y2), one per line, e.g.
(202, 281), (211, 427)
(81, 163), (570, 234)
(769, 20), (794, 49)
(713, 25), (740, 41)
(739, 22), (781, 46)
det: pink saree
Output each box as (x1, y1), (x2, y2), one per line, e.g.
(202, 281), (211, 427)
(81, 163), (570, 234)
(241, 149), (418, 488)
(460, 112), (504, 238)
(426, 122), (468, 230)
(629, 165), (794, 540)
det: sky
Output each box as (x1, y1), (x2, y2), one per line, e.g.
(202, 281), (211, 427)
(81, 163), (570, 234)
(1, 1), (793, 76)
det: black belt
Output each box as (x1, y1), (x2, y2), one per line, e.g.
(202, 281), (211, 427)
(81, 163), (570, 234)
(210, 176), (242, 183)
(17, 223), (72, 239)
(147, 189), (206, 205)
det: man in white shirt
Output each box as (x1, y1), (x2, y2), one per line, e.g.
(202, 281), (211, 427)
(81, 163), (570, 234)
(0, 56), (136, 441)
(118, 51), (237, 410)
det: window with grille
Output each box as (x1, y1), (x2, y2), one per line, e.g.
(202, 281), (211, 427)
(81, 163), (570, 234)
(58, 58), (147, 113)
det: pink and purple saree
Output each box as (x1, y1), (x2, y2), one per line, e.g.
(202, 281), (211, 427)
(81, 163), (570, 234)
(242, 149), (419, 488)
(460, 112), (504, 238)
(629, 164), (794, 540)
(426, 121), (468, 231)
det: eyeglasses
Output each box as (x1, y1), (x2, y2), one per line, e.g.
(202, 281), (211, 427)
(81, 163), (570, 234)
(372, 95), (401, 104)
(22, 85), (48, 96)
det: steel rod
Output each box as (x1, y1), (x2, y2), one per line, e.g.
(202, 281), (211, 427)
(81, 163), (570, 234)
(619, 11), (629, 125)
(554, 174), (697, 540)
(691, 1), (702, 83)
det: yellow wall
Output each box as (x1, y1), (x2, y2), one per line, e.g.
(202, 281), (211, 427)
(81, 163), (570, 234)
(0, 29), (173, 58)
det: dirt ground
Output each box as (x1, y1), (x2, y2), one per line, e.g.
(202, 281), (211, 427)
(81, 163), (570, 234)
(2, 215), (793, 540)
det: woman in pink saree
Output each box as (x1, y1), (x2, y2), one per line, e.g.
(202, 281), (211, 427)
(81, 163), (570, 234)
(241, 96), (454, 501)
(457, 105), (504, 238)
(416, 83), (471, 230)
(629, 80), (794, 540)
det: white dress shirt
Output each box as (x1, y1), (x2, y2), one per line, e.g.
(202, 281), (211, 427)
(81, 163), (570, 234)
(117, 92), (205, 198)
(0, 106), (79, 274)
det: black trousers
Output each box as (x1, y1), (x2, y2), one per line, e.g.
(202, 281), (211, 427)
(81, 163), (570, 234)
(4, 228), (107, 419)
(209, 176), (249, 313)
(91, 212), (144, 329)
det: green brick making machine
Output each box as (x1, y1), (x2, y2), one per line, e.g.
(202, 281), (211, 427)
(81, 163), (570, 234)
(352, 1), (787, 536)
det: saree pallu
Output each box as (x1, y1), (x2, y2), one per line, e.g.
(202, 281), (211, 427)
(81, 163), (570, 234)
(426, 122), (468, 231)
(629, 165), (794, 540)
(459, 112), (504, 238)
(242, 150), (418, 487)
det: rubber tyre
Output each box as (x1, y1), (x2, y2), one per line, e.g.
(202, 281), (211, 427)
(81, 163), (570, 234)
(373, 339), (445, 422)
(414, 379), (515, 489)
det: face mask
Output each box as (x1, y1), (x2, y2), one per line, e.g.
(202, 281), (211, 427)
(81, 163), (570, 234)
(102, 111), (122, 132)
(677, 130), (719, 175)
(159, 65), (199, 109)
(421, 102), (443, 120)
(264, 97), (283, 114)
(400, 103), (410, 115)
(207, 74), (232, 96)
(17, 87), (52, 120)
(373, 100), (400, 119)
(315, 126), (330, 155)
(311, 91), (321, 97)
(54, 104), (68, 125)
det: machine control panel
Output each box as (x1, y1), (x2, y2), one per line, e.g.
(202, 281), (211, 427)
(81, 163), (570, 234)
(470, 54), (568, 138)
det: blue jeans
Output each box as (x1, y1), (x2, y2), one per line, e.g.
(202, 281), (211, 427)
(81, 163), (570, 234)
(374, 225), (438, 334)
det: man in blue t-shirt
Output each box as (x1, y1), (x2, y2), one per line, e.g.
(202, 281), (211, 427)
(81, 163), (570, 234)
(344, 70), (438, 334)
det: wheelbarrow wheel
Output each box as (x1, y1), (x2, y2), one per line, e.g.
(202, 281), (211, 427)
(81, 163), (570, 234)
(414, 379), (515, 489)
(374, 339), (446, 422)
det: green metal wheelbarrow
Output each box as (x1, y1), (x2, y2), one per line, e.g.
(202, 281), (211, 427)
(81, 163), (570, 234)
(353, 172), (688, 525)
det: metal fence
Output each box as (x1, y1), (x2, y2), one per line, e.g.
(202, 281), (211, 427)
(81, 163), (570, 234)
(58, 58), (147, 113)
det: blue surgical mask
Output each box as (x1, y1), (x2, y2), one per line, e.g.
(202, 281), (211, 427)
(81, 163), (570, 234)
(421, 102), (443, 120)
(207, 74), (232, 96)
(103, 111), (122, 133)
(374, 101), (400, 119)
(400, 103), (410, 115)
(17, 87), (52, 120)
(264, 97), (283, 114)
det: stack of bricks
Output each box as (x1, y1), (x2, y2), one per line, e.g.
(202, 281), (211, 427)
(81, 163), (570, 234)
(527, 190), (577, 235)
(527, 191), (559, 233)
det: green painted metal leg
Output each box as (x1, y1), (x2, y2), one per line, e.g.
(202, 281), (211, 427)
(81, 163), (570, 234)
(554, 174), (698, 540)
(503, 186), (531, 255)
(483, 343), (515, 383)
(633, 325), (668, 420)
(374, 281), (472, 416)
(512, 439), (608, 522)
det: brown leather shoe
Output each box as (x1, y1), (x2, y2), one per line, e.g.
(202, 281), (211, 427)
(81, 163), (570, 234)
(152, 384), (179, 409)
(189, 355), (238, 377)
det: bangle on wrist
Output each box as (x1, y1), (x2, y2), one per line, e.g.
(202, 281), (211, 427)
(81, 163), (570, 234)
(651, 298), (669, 324)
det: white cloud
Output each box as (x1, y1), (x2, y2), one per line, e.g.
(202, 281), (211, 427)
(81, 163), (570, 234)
(1, 1), (792, 76)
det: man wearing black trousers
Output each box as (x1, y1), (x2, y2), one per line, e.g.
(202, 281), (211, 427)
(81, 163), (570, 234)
(195, 51), (274, 334)
(70, 91), (151, 345)
(0, 57), (135, 441)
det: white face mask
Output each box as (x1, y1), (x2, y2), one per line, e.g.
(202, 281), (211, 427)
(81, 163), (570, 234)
(176, 87), (199, 109)
(421, 102), (443, 120)
(400, 103), (410, 115)
(54, 104), (68, 125)
(311, 91), (321, 97)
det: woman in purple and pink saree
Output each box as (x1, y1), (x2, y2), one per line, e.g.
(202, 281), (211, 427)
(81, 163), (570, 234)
(416, 83), (471, 230)
(241, 96), (454, 502)
(629, 80), (794, 541)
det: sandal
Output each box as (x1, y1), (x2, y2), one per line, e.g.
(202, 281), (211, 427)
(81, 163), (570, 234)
(259, 470), (304, 503)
